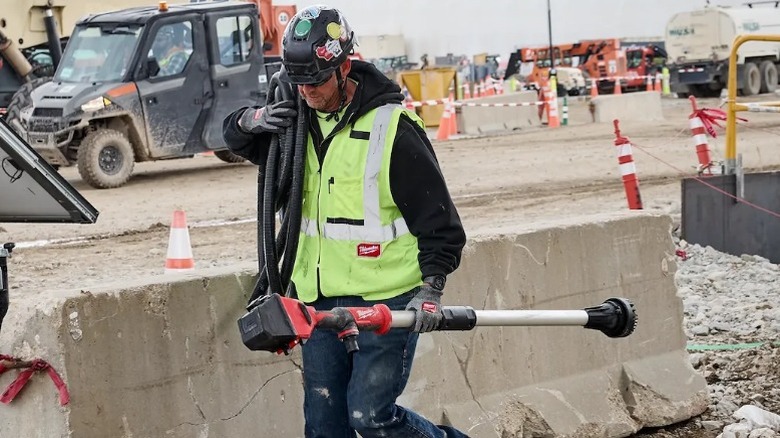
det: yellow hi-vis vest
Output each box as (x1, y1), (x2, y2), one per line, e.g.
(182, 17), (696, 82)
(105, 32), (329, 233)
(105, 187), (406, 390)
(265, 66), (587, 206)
(291, 104), (425, 303)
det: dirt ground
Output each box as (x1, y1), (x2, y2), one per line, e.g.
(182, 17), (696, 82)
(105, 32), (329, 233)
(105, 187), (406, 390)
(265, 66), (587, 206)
(6, 93), (780, 296)
(3, 93), (780, 435)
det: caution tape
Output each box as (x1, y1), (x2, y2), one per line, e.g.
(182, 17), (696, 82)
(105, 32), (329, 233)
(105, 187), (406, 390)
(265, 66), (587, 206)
(405, 99), (545, 108)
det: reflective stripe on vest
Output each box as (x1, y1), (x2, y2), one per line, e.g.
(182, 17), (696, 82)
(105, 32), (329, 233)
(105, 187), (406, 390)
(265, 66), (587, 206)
(300, 104), (410, 242)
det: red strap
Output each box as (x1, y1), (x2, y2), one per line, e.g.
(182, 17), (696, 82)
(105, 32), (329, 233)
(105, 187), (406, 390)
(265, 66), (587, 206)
(45, 364), (70, 406)
(693, 108), (747, 138)
(0, 359), (70, 406)
(0, 367), (36, 404)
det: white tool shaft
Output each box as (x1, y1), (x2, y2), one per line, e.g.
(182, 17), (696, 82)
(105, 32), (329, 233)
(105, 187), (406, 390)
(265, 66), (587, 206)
(389, 309), (589, 329)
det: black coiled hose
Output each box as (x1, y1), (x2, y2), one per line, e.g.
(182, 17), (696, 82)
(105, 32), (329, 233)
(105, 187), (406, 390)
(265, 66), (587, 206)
(248, 73), (309, 306)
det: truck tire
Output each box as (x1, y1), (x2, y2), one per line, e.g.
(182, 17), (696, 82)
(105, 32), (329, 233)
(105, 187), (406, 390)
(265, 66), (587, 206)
(741, 62), (761, 96)
(5, 77), (51, 138)
(759, 60), (778, 94)
(77, 128), (135, 189)
(214, 149), (246, 164)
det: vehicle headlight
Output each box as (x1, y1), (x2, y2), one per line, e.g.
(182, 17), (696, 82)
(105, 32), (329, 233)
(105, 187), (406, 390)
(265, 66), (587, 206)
(81, 97), (105, 113)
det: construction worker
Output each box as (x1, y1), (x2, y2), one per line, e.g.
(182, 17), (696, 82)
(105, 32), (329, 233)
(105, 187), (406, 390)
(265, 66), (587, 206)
(222, 5), (468, 438)
(151, 23), (191, 77)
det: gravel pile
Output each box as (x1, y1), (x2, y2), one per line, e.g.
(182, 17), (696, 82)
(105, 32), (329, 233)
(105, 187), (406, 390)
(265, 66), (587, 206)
(644, 240), (780, 438)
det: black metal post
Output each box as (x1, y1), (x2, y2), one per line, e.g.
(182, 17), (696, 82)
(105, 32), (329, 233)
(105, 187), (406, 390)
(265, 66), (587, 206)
(44, 8), (62, 70)
(0, 243), (14, 334)
(547, 0), (554, 68)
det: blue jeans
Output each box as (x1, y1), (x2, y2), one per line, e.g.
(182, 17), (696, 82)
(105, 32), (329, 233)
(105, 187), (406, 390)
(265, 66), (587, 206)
(301, 292), (469, 438)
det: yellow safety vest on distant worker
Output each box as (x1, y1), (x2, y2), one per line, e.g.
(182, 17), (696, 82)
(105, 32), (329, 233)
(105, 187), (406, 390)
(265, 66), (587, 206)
(291, 104), (425, 303)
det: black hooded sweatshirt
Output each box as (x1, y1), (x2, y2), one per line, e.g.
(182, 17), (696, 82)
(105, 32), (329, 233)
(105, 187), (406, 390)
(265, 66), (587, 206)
(222, 60), (466, 284)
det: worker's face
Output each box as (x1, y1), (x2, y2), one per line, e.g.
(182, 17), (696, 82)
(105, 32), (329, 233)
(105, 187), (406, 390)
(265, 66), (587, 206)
(297, 60), (350, 112)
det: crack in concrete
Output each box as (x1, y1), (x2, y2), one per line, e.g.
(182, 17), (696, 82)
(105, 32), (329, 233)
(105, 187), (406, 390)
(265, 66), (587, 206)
(89, 310), (119, 326)
(446, 282), (495, 424)
(164, 368), (299, 433)
(219, 369), (299, 421)
(187, 376), (207, 420)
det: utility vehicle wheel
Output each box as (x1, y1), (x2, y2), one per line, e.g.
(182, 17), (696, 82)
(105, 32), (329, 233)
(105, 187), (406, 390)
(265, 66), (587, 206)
(5, 77), (51, 138)
(741, 62), (761, 96)
(759, 60), (778, 94)
(77, 129), (135, 189)
(214, 149), (246, 164)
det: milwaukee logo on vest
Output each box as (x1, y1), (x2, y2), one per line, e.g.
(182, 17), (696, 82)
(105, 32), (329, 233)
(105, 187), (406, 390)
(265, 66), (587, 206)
(357, 243), (381, 258)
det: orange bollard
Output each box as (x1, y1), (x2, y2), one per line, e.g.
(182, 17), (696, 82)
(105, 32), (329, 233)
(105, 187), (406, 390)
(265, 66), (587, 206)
(546, 83), (560, 128)
(613, 120), (642, 210)
(688, 96), (714, 174)
(590, 78), (599, 98)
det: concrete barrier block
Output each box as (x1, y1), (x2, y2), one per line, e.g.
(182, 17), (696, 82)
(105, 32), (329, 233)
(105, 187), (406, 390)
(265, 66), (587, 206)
(591, 91), (664, 123)
(0, 213), (707, 437)
(458, 91), (542, 135)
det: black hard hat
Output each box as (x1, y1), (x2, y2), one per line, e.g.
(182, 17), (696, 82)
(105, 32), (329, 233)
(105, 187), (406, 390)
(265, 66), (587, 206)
(280, 5), (355, 85)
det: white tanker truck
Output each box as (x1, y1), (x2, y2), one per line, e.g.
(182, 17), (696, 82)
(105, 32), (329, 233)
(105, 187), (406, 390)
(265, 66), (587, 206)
(665, 5), (780, 97)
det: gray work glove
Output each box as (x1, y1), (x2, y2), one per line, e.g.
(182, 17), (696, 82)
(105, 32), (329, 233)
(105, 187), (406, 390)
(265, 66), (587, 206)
(238, 100), (297, 135)
(405, 276), (446, 333)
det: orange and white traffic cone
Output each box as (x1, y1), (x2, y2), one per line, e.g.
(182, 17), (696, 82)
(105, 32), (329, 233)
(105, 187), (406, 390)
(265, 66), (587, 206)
(464, 82), (472, 100)
(436, 101), (452, 141)
(448, 91), (458, 136)
(654, 73), (662, 93)
(165, 209), (195, 273)
(613, 78), (622, 95)
(484, 76), (495, 96)
(590, 78), (599, 98)
(646, 75), (653, 92)
(613, 120), (642, 210)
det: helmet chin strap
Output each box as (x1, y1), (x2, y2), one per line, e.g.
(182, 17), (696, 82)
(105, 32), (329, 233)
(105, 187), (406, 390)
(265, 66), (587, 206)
(325, 69), (348, 122)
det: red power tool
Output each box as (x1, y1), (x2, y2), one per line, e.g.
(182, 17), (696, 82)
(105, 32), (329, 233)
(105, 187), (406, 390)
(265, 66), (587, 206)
(238, 294), (637, 354)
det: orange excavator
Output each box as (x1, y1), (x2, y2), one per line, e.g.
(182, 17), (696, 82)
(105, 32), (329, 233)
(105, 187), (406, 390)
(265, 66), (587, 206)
(505, 39), (666, 94)
(246, 0), (296, 59)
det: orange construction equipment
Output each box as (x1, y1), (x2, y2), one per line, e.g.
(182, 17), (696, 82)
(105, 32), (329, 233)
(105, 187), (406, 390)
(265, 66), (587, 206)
(505, 39), (666, 95)
(165, 210), (195, 273)
(613, 120), (643, 210)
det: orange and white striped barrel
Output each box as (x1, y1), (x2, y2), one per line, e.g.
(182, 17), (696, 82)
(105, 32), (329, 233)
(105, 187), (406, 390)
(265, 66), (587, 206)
(688, 96), (713, 174)
(613, 120), (642, 210)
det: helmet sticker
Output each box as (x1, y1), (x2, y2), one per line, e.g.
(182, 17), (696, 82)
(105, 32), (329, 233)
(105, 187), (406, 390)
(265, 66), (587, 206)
(315, 39), (343, 61)
(339, 16), (350, 42)
(326, 22), (341, 40)
(300, 6), (321, 20)
(294, 19), (312, 37)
